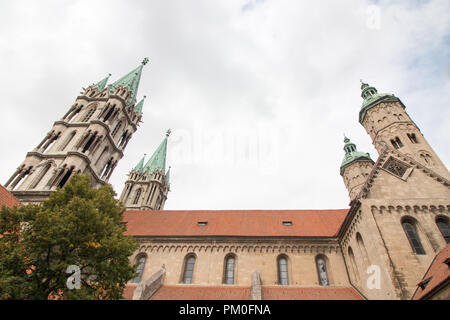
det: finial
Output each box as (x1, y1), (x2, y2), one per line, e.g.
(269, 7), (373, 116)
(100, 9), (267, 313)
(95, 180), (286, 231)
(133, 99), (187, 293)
(166, 129), (171, 137)
(142, 57), (149, 65)
(108, 73), (112, 77)
(360, 79), (369, 90)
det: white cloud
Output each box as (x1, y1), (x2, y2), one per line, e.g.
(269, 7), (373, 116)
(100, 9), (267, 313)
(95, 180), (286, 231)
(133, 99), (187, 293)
(0, 0), (448, 210)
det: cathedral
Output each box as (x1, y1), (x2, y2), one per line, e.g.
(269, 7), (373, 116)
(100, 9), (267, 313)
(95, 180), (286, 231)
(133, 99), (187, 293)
(1, 60), (449, 300)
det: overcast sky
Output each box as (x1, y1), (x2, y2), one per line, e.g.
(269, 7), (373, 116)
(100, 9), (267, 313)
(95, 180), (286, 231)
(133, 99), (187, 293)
(0, 0), (449, 210)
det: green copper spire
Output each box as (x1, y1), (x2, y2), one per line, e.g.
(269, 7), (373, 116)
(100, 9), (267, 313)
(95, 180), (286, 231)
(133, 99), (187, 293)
(143, 129), (171, 176)
(134, 96), (146, 115)
(165, 166), (171, 185)
(134, 154), (146, 172)
(92, 73), (111, 91)
(340, 136), (373, 174)
(109, 58), (149, 104)
(359, 81), (402, 124)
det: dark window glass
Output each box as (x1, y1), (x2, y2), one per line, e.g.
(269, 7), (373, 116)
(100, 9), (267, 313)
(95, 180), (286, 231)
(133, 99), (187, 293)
(391, 139), (399, 149)
(183, 256), (196, 284)
(278, 257), (289, 285)
(402, 221), (426, 254)
(436, 218), (450, 244)
(83, 108), (96, 122)
(133, 189), (141, 204)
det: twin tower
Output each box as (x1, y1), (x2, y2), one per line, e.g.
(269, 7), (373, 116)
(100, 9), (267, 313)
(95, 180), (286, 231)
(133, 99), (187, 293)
(5, 59), (170, 210)
(4, 61), (448, 208)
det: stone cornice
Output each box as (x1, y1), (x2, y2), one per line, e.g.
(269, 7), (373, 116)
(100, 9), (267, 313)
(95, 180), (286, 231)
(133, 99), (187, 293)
(134, 238), (342, 255)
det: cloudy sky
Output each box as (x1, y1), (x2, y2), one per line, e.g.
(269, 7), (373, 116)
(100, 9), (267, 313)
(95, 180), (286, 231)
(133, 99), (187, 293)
(0, 0), (449, 210)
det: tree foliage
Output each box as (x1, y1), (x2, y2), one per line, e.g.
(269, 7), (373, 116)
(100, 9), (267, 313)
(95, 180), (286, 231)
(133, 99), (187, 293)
(0, 174), (139, 299)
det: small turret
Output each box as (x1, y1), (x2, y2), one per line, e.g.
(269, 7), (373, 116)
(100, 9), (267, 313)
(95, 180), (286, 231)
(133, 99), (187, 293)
(340, 137), (374, 201)
(119, 130), (171, 210)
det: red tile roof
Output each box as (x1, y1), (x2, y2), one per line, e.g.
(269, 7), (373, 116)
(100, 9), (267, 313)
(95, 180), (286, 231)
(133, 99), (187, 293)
(413, 244), (450, 300)
(261, 286), (364, 300)
(122, 284), (138, 300)
(150, 285), (251, 300)
(123, 209), (349, 237)
(0, 184), (19, 209)
(139, 285), (363, 300)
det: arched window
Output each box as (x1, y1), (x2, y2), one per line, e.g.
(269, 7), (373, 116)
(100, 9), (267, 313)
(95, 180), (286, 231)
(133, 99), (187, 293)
(132, 255), (147, 283)
(133, 188), (142, 205)
(67, 106), (82, 122)
(391, 139), (399, 149)
(223, 254), (236, 284)
(82, 107), (96, 122)
(57, 166), (74, 188)
(407, 133), (418, 144)
(436, 216), (450, 244)
(103, 107), (115, 122)
(402, 219), (426, 255)
(182, 254), (196, 284)
(112, 121), (122, 138)
(348, 247), (359, 282)
(316, 256), (330, 286)
(30, 163), (51, 190)
(58, 131), (76, 151)
(395, 137), (403, 148)
(356, 233), (370, 266)
(277, 255), (289, 285)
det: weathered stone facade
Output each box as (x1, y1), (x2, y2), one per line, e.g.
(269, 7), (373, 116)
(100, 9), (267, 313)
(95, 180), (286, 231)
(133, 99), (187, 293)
(4, 62), (148, 204)
(124, 83), (449, 300)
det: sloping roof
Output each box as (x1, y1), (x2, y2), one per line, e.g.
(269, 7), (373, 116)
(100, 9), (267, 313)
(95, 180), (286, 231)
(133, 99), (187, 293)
(261, 286), (364, 300)
(122, 284), (138, 300)
(139, 285), (363, 300)
(123, 209), (349, 238)
(413, 244), (450, 300)
(150, 285), (251, 300)
(0, 184), (19, 208)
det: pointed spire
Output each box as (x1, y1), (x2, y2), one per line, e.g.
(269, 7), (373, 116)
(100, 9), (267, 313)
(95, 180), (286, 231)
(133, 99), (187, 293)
(134, 96), (146, 115)
(92, 73), (111, 91)
(109, 58), (149, 104)
(165, 166), (171, 185)
(134, 154), (146, 172)
(340, 136), (373, 172)
(144, 130), (170, 176)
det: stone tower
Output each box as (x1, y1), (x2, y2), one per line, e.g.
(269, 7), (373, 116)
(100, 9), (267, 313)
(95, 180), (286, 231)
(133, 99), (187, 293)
(358, 82), (449, 179)
(5, 59), (149, 203)
(337, 82), (450, 300)
(119, 130), (171, 210)
(340, 137), (374, 201)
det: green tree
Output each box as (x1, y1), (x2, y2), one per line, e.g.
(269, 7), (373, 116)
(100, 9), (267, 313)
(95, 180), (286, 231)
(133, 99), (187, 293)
(0, 174), (139, 299)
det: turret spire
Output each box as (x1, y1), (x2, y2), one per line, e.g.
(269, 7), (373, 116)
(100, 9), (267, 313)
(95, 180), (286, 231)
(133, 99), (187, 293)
(144, 130), (170, 175)
(92, 73), (111, 91)
(134, 154), (146, 172)
(165, 166), (171, 185)
(134, 96), (146, 115)
(109, 58), (149, 104)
